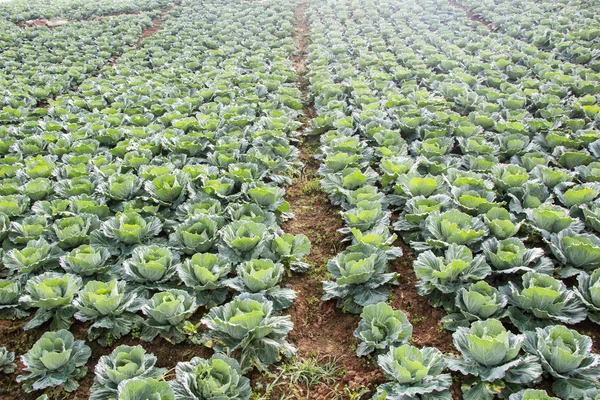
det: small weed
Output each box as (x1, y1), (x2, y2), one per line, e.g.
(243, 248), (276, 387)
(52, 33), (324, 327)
(338, 385), (370, 400)
(300, 177), (321, 195)
(309, 263), (328, 279)
(252, 355), (342, 400)
(43, 386), (71, 400)
(411, 315), (427, 325)
(130, 325), (141, 339)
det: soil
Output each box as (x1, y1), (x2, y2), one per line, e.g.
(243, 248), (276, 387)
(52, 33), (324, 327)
(135, 6), (174, 48)
(252, 1), (459, 398)
(0, 313), (214, 400)
(447, 0), (495, 31)
(19, 19), (68, 28)
(10, 0), (599, 399)
(264, 0), (387, 397)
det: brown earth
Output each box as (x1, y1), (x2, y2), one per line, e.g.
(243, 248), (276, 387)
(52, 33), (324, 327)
(448, 0), (495, 31)
(253, 1), (459, 398)
(261, 0), (387, 397)
(135, 6), (174, 48)
(19, 19), (68, 28)
(0, 311), (214, 400)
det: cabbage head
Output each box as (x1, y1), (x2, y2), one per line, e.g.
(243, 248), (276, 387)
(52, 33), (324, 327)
(171, 354), (251, 400)
(523, 325), (600, 399)
(372, 344), (451, 400)
(90, 345), (166, 400)
(353, 302), (412, 357)
(17, 329), (91, 392)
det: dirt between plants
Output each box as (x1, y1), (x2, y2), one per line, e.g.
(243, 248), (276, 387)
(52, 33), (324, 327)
(19, 19), (68, 27)
(0, 311), (214, 400)
(264, 1), (462, 398)
(448, 0), (495, 31)
(135, 6), (174, 48)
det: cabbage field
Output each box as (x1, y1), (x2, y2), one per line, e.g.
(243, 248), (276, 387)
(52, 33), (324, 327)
(1, 0), (600, 399)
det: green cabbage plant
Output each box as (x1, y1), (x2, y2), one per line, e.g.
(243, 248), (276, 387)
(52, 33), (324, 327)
(145, 172), (190, 205)
(507, 182), (551, 212)
(340, 200), (390, 233)
(171, 354), (251, 400)
(548, 229), (600, 277)
(141, 289), (198, 344)
(269, 233), (311, 272)
(391, 173), (446, 205)
(74, 280), (143, 346)
(582, 201), (600, 233)
(224, 259), (296, 311)
(482, 238), (554, 276)
(8, 215), (48, 245)
(90, 345), (166, 400)
(94, 211), (162, 248)
(201, 294), (295, 372)
(117, 377), (174, 400)
(491, 165), (530, 192)
(20, 272), (82, 330)
(502, 272), (587, 332)
(0, 279), (28, 319)
(413, 244), (491, 307)
(441, 281), (508, 331)
(122, 245), (179, 290)
(447, 319), (542, 400)
(483, 207), (523, 239)
(0, 347), (16, 374)
(169, 215), (220, 255)
(372, 344), (452, 400)
(348, 226), (403, 260)
(321, 168), (379, 206)
(177, 253), (231, 307)
(244, 181), (286, 212)
(219, 220), (270, 262)
(59, 245), (112, 278)
(3, 238), (61, 276)
(99, 173), (143, 201)
(225, 203), (276, 227)
(575, 268), (600, 324)
(525, 204), (583, 239)
(555, 183), (600, 211)
(51, 215), (100, 249)
(322, 244), (397, 314)
(413, 209), (487, 252)
(354, 302), (412, 357)
(509, 389), (559, 400)
(17, 329), (91, 393)
(393, 195), (452, 236)
(523, 325), (600, 399)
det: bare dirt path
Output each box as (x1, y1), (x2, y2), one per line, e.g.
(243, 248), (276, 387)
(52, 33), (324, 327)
(264, 1), (459, 398)
(259, 0), (386, 398)
(448, 0), (494, 31)
(134, 6), (174, 48)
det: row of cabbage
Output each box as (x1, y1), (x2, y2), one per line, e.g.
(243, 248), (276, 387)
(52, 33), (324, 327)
(390, 0), (600, 128)
(0, 0), (311, 397)
(308, 0), (600, 399)
(0, 4), (171, 123)
(454, 0), (600, 70)
(0, 0), (172, 23)
(0, 335), (253, 399)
